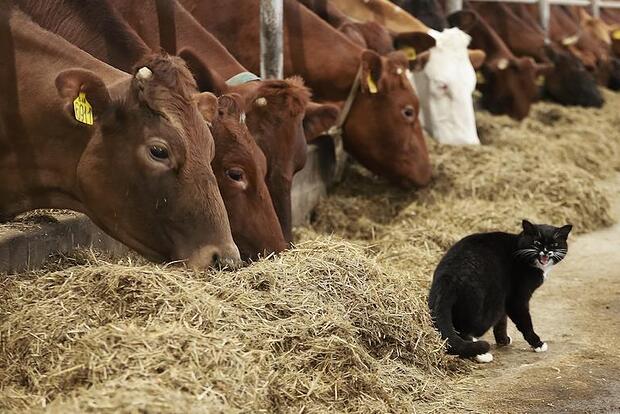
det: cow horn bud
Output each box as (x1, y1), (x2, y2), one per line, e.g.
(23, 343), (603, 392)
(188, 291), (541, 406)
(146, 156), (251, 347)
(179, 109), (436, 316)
(497, 58), (509, 70)
(136, 67), (153, 80)
(255, 97), (267, 107)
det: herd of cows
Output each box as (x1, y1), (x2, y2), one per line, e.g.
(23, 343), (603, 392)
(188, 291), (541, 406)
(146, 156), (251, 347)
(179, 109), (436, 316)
(1, 0), (619, 270)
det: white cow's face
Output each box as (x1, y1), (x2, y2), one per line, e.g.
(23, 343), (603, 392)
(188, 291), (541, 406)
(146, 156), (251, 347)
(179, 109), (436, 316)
(411, 28), (480, 145)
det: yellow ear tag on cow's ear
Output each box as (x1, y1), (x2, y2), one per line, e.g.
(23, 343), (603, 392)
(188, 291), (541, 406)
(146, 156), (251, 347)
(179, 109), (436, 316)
(613, 29), (620, 40)
(476, 71), (485, 84)
(401, 46), (417, 61)
(536, 75), (545, 86)
(366, 74), (378, 94)
(73, 92), (94, 125)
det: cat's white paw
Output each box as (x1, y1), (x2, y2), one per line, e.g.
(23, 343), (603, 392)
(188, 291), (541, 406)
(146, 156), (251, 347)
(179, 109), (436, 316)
(534, 343), (548, 353)
(472, 337), (478, 342)
(475, 353), (494, 363)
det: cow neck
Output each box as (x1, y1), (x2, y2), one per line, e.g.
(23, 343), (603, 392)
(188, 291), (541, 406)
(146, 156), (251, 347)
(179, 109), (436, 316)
(111, 0), (247, 80)
(0, 9), (127, 216)
(16, 0), (150, 73)
(466, 14), (514, 61)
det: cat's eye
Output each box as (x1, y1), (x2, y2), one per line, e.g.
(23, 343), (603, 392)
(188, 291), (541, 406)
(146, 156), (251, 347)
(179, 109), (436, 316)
(533, 241), (542, 247)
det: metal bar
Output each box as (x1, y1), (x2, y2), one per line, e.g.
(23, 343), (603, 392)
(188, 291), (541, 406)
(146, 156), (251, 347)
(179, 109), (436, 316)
(598, 0), (620, 7)
(592, 0), (601, 17)
(446, 0), (464, 13)
(469, 0), (620, 5)
(548, 0), (590, 5)
(539, 0), (550, 43)
(260, 0), (283, 79)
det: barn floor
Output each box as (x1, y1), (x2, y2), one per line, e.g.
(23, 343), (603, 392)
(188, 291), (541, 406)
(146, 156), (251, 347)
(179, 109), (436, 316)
(457, 175), (620, 414)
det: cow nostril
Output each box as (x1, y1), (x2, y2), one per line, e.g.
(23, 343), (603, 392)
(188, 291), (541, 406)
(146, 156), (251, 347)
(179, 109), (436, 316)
(212, 252), (221, 265)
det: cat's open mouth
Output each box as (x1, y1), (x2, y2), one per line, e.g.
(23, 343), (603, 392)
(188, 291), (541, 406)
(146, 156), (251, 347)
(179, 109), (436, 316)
(538, 255), (550, 265)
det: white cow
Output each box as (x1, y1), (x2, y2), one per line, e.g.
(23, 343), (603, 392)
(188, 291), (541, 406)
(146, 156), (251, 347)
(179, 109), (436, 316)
(410, 28), (481, 145)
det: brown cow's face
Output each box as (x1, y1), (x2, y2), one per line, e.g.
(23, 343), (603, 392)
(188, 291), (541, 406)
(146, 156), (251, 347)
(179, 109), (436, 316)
(344, 50), (431, 188)
(478, 57), (540, 121)
(209, 94), (287, 261)
(234, 78), (310, 243)
(56, 55), (240, 268)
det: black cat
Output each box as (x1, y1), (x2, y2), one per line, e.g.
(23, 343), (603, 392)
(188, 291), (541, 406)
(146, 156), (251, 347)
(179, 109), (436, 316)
(428, 220), (572, 363)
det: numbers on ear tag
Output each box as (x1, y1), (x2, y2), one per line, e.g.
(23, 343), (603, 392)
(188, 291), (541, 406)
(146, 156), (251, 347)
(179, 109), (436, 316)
(73, 92), (94, 125)
(401, 46), (417, 61)
(367, 74), (378, 94)
(476, 71), (485, 84)
(536, 75), (545, 86)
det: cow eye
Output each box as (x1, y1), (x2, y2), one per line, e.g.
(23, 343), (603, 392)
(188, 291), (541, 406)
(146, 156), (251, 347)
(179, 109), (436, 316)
(226, 168), (244, 182)
(149, 145), (169, 160)
(402, 105), (415, 122)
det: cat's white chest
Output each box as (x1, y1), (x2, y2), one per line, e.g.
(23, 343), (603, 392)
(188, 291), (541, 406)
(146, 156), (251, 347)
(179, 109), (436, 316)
(536, 262), (554, 279)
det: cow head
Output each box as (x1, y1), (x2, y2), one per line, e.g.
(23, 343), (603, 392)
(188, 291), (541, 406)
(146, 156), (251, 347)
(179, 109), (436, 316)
(543, 45), (604, 108)
(343, 50), (431, 188)
(231, 78), (311, 243)
(477, 56), (549, 120)
(199, 93), (288, 261)
(403, 28), (485, 145)
(55, 54), (240, 268)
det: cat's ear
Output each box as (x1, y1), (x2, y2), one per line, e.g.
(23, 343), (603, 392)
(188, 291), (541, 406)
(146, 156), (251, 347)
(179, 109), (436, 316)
(554, 224), (573, 240)
(522, 219), (538, 236)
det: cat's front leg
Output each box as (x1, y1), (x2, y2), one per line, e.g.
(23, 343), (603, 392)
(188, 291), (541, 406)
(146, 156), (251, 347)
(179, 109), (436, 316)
(507, 304), (547, 352)
(493, 314), (512, 346)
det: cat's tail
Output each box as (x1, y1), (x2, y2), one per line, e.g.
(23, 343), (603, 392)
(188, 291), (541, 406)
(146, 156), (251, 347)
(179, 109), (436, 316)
(429, 290), (490, 358)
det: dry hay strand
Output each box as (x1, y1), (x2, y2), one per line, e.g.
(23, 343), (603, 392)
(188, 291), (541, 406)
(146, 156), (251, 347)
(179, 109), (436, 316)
(0, 240), (466, 414)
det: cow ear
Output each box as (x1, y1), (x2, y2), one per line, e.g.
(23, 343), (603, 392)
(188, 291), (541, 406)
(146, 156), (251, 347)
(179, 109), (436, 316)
(360, 50), (383, 94)
(522, 219), (538, 236)
(393, 32), (436, 59)
(409, 50), (432, 71)
(447, 10), (479, 32)
(218, 93), (245, 123)
(555, 224), (573, 240)
(55, 69), (111, 124)
(194, 92), (218, 125)
(178, 47), (227, 94)
(468, 49), (486, 69)
(303, 102), (340, 142)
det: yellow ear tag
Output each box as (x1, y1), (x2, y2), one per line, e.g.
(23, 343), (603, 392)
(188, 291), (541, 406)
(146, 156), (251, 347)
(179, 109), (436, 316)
(401, 46), (417, 61)
(366, 74), (378, 94)
(536, 75), (545, 86)
(73, 92), (94, 125)
(476, 71), (485, 84)
(613, 29), (620, 40)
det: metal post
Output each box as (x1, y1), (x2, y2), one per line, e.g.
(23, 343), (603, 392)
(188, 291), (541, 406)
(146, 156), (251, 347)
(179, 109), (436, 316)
(260, 0), (284, 79)
(539, 0), (550, 44)
(446, 0), (464, 14)
(591, 0), (601, 18)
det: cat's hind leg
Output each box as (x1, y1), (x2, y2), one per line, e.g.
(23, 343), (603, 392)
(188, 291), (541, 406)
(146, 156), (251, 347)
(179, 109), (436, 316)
(493, 314), (512, 346)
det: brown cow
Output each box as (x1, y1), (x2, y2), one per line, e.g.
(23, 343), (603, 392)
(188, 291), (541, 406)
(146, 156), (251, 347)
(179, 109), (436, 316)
(470, 3), (604, 107)
(181, 0), (433, 188)
(201, 93), (288, 261)
(0, 5), (239, 267)
(448, 10), (550, 120)
(15, 0), (298, 257)
(109, 0), (336, 243)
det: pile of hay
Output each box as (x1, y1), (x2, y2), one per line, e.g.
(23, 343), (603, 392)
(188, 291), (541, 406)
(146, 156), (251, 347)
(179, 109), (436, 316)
(1, 90), (619, 413)
(0, 242), (464, 414)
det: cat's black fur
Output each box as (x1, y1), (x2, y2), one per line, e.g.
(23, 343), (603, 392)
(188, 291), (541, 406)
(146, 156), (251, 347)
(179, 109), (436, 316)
(428, 220), (572, 358)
